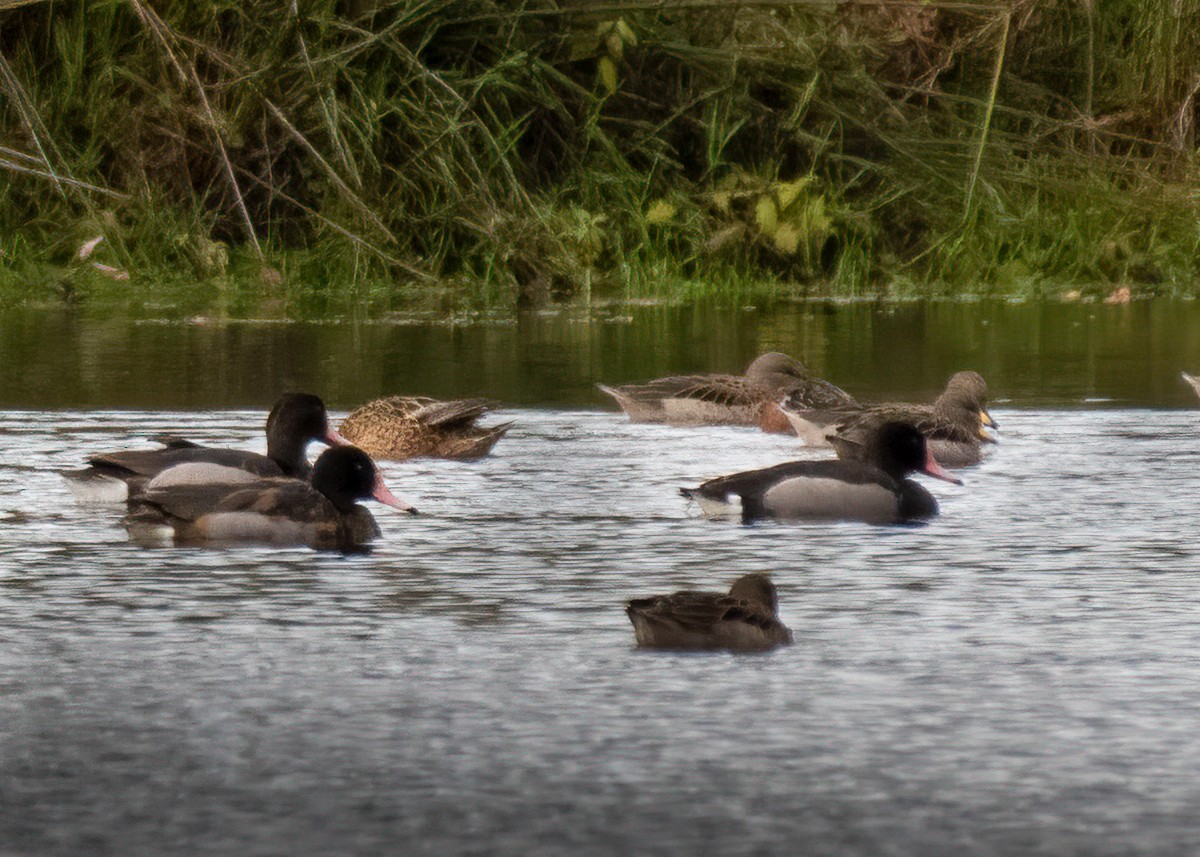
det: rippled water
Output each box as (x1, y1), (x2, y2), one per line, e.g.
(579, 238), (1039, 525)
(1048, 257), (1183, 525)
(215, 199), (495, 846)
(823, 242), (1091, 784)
(4, 403), (1200, 855)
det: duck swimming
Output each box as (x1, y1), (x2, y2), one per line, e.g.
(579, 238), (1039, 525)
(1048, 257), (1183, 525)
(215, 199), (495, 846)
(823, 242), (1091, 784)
(338, 396), (512, 461)
(123, 446), (416, 551)
(626, 573), (793, 652)
(781, 371), (996, 468)
(63, 393), (348, 502)
(598, 352), (855, 428)
(680, 421), (961, 524)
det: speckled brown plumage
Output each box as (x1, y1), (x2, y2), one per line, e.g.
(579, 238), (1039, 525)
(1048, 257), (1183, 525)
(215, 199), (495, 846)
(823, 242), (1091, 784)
(597, 352), (855, 427)
(626, 573), (792, 652)
(783, 371), (996, 468)
(339, 396), (513, 461)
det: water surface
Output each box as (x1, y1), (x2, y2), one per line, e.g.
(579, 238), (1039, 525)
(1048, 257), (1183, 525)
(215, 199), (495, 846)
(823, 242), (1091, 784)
(2, 302), (1200, 855)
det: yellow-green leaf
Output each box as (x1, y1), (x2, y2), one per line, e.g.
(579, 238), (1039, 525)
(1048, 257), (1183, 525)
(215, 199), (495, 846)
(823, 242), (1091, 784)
(605, 30), (624, 60)
(755, 196), (779, 236)
(616, 18), (638, 47)
(645, 200), (677, 224)
(598, 56), (618, 94)
(711, 191), (732, 214)
(775, 177), (812, 212)
(774, 223), (801, 255)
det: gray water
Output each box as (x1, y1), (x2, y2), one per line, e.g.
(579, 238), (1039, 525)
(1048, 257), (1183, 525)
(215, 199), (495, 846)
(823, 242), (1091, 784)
(4, 302), (1200, 855)
(5, 406), (1200, 856)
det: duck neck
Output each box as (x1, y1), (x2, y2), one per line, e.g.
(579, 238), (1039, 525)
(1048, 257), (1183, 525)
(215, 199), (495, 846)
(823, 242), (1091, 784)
(266, 429), (310, 477)
(934, 394), (974, 426)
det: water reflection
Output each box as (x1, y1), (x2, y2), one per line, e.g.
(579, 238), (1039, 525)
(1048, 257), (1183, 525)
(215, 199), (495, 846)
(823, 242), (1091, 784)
(4, 300), (1200, 409)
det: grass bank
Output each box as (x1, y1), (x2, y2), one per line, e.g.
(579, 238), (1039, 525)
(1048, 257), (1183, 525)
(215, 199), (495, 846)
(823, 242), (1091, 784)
(2, 0), (1199, 314)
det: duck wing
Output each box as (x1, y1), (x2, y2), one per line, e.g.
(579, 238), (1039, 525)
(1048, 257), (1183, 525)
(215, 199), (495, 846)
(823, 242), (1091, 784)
(131, 476), (318, 522)
(146, 435), (203, 449)
(626, 591), (775, 633)
(780, 379), (859, 410)
(833, 403), (983, 448)
(626, 590), (791, 649)
(410, 397), (497, 429)
(685, 459), (885, 501)
(603, 373), (756, 407)
(85, 446), (282, 481)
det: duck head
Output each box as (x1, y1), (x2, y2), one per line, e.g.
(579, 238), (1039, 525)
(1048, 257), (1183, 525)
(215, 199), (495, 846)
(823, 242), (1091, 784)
(311, 446), (418, 514)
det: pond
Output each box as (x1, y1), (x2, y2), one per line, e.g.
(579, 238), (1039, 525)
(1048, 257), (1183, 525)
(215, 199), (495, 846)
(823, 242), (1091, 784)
(2, 299), (1200, 856)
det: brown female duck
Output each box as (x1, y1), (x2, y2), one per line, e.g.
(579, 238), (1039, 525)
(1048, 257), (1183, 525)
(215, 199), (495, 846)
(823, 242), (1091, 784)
(781, 371), (997, 468)
(63, 393), (348, 502)
(626, 573), (792, 652)
(124, 446), (416, 551)
(338, 396), (513, 461)
(598, 352), (856, 428)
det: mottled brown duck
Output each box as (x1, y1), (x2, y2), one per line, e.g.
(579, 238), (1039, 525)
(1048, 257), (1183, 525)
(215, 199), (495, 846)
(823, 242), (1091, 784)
(339, 396), (513, 461)
(597, 352), (856, 428)
(782, 370), (997, 468)
(626, 573), (792, 652)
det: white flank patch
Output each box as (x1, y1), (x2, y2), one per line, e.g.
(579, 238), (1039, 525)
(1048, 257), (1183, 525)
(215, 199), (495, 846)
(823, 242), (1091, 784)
(146, 463), (260, 490)
(64, 473), (129, 504)
(693, 494), (743, 519)
(783, 413), (835, 447)
(763, 476), (897, 523)
(199, 512), (314, 546)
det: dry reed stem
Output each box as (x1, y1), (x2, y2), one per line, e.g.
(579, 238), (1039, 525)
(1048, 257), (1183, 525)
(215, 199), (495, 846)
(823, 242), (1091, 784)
(263, 99), (398, 243)
(963, 10), (1010, 225)
(0, 48), (68, 198)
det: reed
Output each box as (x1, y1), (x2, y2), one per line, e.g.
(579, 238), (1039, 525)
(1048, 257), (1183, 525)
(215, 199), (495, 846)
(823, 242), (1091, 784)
(1, 0), (1198, 311)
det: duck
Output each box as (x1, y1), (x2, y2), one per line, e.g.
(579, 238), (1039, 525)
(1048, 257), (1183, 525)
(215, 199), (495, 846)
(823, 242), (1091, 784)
(338, 396), (512, 461)
(680, 420), (962, 524)
(123, 446), (417, 551)
(626, 573), (792, 652)
(1182, 371), (1200, 400)
(63, 393), (348, 502)
(597, 352), (856, 428)
(781, 370), (997, 467)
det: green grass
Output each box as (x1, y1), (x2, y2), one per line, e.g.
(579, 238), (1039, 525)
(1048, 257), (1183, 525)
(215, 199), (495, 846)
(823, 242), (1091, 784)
(1, 0), (1199, 315)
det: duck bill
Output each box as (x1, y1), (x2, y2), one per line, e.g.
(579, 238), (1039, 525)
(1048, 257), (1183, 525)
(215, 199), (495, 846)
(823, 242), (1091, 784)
(325, 428), (355, 447)
(922, 448), (963, 485)
(977, 424), (999, 444)
(980, 409), (998, 430)
(372, 472), (419, 514)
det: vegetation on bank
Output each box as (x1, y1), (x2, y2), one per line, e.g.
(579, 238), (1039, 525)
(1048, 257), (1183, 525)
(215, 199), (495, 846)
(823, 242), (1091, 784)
(1, 0), (1199, 313)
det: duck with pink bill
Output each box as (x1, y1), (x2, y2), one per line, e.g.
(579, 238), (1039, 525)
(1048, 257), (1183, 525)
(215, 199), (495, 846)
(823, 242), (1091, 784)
(680, 421), (962, 525)
(124, 446), (417, 552)
(63, 392), (350, 502)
